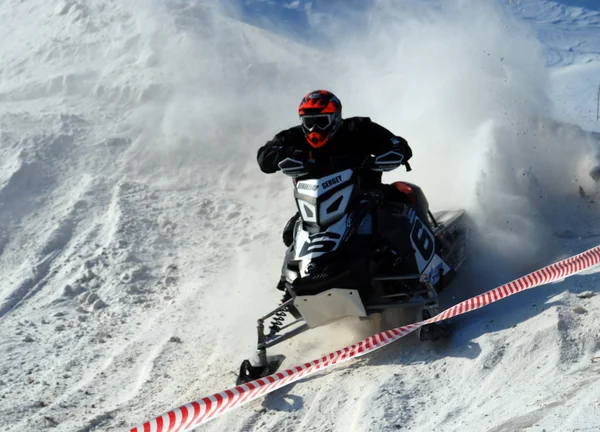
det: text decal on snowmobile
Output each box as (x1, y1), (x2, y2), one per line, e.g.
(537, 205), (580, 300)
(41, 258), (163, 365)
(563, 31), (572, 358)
(294, 216), (347, 261)
(297, 183), (318, 191)
(295, 169), (353, 198)
(321, 175), (342, 190)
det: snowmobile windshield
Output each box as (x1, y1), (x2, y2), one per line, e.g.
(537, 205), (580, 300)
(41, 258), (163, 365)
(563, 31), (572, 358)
(305, 155), (372, 179)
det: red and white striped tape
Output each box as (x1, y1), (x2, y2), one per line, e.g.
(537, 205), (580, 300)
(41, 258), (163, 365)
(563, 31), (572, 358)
(131, 245), (600, 432)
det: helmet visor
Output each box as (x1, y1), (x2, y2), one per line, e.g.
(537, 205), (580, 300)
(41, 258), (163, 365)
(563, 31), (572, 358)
(301, 114), (335, 132)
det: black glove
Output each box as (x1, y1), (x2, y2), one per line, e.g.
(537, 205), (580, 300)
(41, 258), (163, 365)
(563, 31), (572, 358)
(288, 149), (307, 162)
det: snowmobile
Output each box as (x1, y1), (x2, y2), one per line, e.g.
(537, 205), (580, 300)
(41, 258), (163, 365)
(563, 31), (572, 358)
(237, 153), (469, 384)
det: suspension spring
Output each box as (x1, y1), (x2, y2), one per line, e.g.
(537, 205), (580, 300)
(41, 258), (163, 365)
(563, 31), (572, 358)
(268, 292), (290, 336)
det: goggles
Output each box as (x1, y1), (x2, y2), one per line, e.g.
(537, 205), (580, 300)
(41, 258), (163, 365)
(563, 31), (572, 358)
(301, 114), (336, 132)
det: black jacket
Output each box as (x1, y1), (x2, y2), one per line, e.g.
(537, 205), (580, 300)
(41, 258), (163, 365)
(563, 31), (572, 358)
(257, 117), (412, 187)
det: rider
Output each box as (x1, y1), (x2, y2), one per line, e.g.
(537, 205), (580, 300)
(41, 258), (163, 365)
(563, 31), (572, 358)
(257, 90), (414, 247)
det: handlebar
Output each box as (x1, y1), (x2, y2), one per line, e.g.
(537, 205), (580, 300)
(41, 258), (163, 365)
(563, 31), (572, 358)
(361, 155), (411, 172)
(281, 153), (410, 178)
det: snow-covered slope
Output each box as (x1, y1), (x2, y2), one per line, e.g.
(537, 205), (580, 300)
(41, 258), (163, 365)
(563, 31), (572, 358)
(513, 0), (600, 132)
(0, 0), (599, 431)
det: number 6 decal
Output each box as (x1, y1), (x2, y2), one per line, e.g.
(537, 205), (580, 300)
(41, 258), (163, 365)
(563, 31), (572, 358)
(298, 232), (341, 258)
(410, 217), (435, 272)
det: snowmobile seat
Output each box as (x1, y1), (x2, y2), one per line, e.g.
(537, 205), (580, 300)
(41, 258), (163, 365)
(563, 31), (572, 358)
(391, 181), (431, 227)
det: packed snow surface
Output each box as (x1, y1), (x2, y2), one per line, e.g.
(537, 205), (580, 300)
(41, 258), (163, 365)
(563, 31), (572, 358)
(1, 0), (600, 431)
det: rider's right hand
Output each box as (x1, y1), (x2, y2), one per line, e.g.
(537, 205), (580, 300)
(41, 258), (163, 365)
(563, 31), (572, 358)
(289, 149), (308, 163)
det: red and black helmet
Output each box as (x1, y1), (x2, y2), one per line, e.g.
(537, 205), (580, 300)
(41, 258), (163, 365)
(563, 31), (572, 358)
(298, 90), (342, 149)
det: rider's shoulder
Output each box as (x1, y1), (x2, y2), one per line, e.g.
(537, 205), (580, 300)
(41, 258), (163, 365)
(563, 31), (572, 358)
(272, 125), (304, 141)
(343, 116), (374, 131)
(344, 116), (373, 125)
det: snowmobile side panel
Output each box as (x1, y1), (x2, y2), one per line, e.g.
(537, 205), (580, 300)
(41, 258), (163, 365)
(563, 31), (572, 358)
(432, 210), (469, 270)
(422, 253), (452, 286)
(432, 210), (465, 234)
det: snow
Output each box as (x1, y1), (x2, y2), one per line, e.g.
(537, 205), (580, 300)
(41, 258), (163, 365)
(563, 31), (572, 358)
(0, 0), (600, 431)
